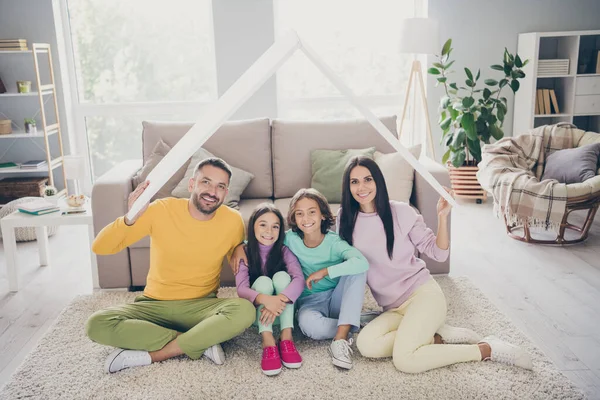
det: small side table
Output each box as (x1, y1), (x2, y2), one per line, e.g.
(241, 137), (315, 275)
(1, 205), (98, 292)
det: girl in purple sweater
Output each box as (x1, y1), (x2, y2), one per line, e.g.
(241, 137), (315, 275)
(337, 156), (533, 373)
(235, 203), (305, 376)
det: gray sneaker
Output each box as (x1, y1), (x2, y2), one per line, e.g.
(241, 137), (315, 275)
(203, 343), (225, 365)
(328, 338), (354, 369)
(104, 349), (151, 373)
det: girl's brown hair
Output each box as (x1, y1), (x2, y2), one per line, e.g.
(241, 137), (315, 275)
(287, 188), (335, 238)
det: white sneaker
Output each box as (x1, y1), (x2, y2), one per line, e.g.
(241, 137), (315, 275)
(437, 324), (482, 344)
(479, 336), (533, 370)
(104, 349), (152, 373)
(203, 343), (225, 365)
(328, 338), (354, 370)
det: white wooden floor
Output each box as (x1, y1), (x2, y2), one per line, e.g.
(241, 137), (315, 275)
(0, 201), (599, 398)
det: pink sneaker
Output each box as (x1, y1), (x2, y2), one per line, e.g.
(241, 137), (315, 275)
(279, 340), (302, 369)
(261, 346), (282, 376)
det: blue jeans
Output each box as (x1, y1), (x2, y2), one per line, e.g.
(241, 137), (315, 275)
(296, 273), (367, 340)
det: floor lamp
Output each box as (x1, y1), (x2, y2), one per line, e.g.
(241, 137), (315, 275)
(398, 18), (439, 160)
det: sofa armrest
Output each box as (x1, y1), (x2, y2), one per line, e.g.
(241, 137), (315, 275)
(411, 157), (451, 274)
(91, 160), (142, 288)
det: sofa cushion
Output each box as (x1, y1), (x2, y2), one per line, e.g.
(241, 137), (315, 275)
(542, 142), (600, 184)
(171, 147), (255, 209)
(272, 116), (398, 198)
(133, 139), (191, 201)
(374, 144), (422, 203)
(311, 147), (376, 203)
(141, 118), (272, 198)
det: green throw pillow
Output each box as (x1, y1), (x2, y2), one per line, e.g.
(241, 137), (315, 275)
(311, 147), (376, 203)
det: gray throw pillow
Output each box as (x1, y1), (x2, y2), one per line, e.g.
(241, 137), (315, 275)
(171, 147), (254, 209)
(311, 147), (376, 203)
(542, 142), (600, 184)
(132, 139), (191, 201)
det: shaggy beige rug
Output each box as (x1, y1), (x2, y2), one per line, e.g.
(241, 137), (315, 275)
(0, 277), (584, 400)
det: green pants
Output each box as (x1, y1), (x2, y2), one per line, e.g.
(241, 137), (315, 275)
(252, 271), (295, 334)
(85, 294), (255, 359)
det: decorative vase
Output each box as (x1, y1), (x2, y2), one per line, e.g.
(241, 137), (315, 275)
(447, 162), (487, 204)
(17, 80), (31, 93)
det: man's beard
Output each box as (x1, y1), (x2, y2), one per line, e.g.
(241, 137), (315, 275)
(192, 192), (223, 215)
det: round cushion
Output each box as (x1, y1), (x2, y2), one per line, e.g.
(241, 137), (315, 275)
(0, 197), (59, 242)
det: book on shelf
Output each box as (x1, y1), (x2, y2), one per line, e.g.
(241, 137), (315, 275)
(543, 89), (552, 114)
(549, 90), (560, 114)
(19, 160), (47, 169)
(0, 39), (27, 43)
(536, 89), (545, 114)
(0, 162), (17, 169)
(535, 89), (560, 115)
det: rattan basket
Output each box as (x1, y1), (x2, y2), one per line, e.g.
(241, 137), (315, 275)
(0, 119), (11, 135)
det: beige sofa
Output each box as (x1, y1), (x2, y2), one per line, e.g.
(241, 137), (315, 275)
(91, 116), (451, 289)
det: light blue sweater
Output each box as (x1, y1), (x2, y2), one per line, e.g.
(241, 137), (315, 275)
(284, 230), (368, 297)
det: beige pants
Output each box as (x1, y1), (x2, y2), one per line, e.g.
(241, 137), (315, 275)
(357, 278), (481, 373)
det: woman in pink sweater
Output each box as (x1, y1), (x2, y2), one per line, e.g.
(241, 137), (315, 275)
(337, 156), (533, 373)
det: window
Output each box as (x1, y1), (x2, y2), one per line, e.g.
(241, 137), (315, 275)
(65, 0), (216, 178)
(274, 0), (417, 122)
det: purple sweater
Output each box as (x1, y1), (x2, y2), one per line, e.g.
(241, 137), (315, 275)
(339, 201), (449, 311)
(235, 243), (305, 304)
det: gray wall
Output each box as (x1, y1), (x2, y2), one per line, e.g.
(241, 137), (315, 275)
(427, 0), (600, 162)
(212, 0), (278, 119)
(0, 0), (69, 190)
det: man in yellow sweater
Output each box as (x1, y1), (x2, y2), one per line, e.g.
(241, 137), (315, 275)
(86, 157), (255, 373)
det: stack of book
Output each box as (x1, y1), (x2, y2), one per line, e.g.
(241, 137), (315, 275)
(0, 39), (28, 51)
(18, 199), (60, 216)
(20, 160), (47, 169)
(535, 89), (561, 115)
(537, 59), (570, 76)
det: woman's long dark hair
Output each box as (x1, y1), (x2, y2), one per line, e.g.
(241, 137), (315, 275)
(339, 156), (395, 259)
(247, 203), (287, 286)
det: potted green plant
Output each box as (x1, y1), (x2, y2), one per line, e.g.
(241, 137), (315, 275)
(17, 80), (31, 93)
(428, 39), (528, 202)
(43, 185), (60, 204)
(24, 118), (36, 134)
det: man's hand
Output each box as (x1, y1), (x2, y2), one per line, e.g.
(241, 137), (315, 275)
(125, 180), (150, 225)
(230, 243), (248, 275)
(306, 268), (328, 290)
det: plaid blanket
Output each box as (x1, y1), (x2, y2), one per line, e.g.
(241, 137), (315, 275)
(477, 123), (574, 231)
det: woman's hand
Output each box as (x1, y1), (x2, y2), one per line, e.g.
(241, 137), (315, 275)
(229, 244), (248, 275)
(306, 268), (328, 290)
(437, 187), (455, 218)
(259, 294), (286, 316)
(260, 308), (278, 326)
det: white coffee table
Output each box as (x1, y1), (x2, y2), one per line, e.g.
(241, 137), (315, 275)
(1, 204), (98, 292)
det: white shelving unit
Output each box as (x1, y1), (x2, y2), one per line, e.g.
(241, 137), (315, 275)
(0, 43), (68, 202)
(513, 30), (600, 135)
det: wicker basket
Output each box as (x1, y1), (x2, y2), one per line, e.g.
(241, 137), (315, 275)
(0, 177), (49, 199)
(0, 119), (11, 135)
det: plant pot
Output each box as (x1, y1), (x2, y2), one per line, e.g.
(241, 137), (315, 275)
(44, 194), (60, 205)
(17, 80), (31, 93)
(447, 162), (488, 204)
(25, 122), (36, 134)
